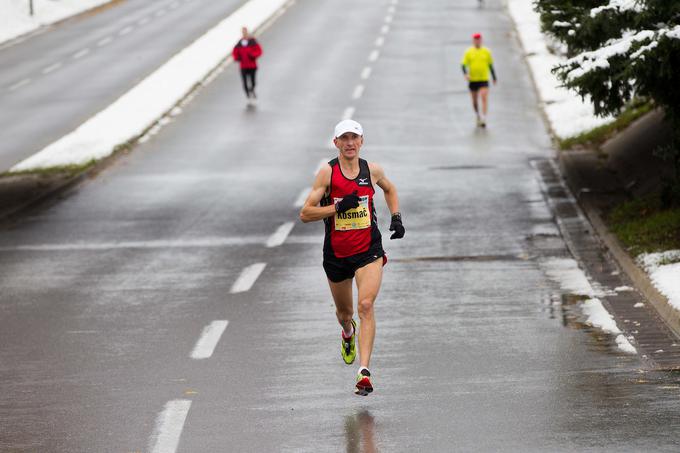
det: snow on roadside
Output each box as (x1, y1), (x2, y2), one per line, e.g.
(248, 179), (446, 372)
(505, 0), (613, 138)
(10, 0), (290, 172)
(638, 251), (680, 312)
(582, 298), (636, 353)
(541, 258), (636, 353)
(0, 0), (113, 45)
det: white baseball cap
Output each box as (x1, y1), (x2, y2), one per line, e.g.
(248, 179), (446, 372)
(334, 119), (364, 138)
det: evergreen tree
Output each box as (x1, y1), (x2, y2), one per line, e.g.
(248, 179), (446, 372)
(535, 0), (680, 205)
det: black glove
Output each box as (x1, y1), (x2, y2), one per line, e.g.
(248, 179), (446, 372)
(389, 212), (405, 239)
(335, 192), (361, 213)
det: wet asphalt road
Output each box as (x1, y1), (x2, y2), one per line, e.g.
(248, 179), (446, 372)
(3, 0), (680, 451)
(0, 0), (249, 172)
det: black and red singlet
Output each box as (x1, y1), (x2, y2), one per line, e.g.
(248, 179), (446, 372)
(322, 158), (382, 259)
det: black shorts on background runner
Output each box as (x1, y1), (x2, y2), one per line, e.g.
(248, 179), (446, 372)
(468, 81), (489, 91)
(323, 245), (386, 283)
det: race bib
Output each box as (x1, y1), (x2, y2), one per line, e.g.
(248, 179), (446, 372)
(334, 196), (371, 231)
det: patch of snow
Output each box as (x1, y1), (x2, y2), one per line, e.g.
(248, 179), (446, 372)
(615, 334), (636, 353)
(615, 286), (633, 291)
(0, 0), (113, 45)
(633, 302), (644, 308)
(10, 0), (290, 171)
(506, 0), (613, 139)
(638, 250), (680, 311)
(582, 298), (636, 353)
(541, 257), (594, 296)
(590, 0), (644, 18)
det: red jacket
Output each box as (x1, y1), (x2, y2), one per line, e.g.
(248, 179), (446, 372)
(233, 38), (262, 69)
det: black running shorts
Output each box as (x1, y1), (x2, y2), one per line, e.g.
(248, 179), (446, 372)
(468, 81), (489, 91)
(323, 245), (386, 283)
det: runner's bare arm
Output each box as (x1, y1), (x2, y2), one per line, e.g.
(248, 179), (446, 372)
(370, 163), (400, 214)
(299, 165), (336, 223)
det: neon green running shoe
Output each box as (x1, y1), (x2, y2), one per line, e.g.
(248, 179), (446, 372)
(341, 319), (357, 365)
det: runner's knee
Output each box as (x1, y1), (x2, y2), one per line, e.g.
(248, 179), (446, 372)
(357, 297), (375, 316)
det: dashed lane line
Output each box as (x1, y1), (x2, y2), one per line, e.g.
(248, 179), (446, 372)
(73, 48), (90, 59)
(294, 187), (311, 208)
(375, 36), (385, 47)
(352, 84), (365, 100)
(342, 106), (356, 120)
(42, 62), (62, 74)
(9, 78), (31, 91)
(230, 263), (267, 294)
(119, 26), (134, 36)
(381, 25), (390, 34)
(388, 5), (396, 13)
(149, 400), (192, 453)
(97, 36), (113, 47)
(385, 14), (393, 23)
(190, 320), (229, 359)
(361, 66), (372, 79)
(266, 222), (295, 248)
(138, 17), (150, 25)
(368, 50), (380, 62)
(155, 8), (168, 16)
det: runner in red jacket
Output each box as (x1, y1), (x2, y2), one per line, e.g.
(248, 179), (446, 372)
(232, 27), (262, 100)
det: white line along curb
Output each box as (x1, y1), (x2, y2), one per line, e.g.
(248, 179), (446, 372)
(10, 0), (291, 172)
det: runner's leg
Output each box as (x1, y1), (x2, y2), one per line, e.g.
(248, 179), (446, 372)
(249, 69), (257, 97)
(328, 278), (354, 334)
(354, 259), (383, 368)
(480, 86), (489, 117)
(240, 69), (250, 97)
(469, 89), (479, 117)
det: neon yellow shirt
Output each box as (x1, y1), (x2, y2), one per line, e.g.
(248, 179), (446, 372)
(461, 46), (493, 82)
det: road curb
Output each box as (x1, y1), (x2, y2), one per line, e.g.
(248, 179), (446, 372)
(557, 153), (680, 339)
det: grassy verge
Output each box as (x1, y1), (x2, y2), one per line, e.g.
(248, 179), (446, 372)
(559, 100), (654, 150)
(607, 194), (680, 256)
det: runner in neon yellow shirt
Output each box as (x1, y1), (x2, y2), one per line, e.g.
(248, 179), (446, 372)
(461, 33), (497, 127)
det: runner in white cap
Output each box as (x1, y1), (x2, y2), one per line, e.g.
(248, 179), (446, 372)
(300, 119), (405, 395)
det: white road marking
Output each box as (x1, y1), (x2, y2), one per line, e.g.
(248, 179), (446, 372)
(294, 187), (311, 207)
(385, 14), (393, 23)
(361, 66), (372, 79)
(230, 263), (267, 293)
(9, 78), (31, 91)
(149, 399), (192, 453)
(42, 62), (62, 74)
(368, 50), (380, 62)
(190, 320), (229, 359)
(315, 158), (329, 174)
(391, 0), (398, 4)
(97, 36), (113, 47)
(119, 26), (134, 36)
(72, 48), (90, 59)
(266, 222), (295, 248)
(138, 17), (150, 25)
(388, 5), (396, 13)
(375, 36), (385, 47)
(352, 84), (365, 100)
(381, 25), (390, 34)
(342, 106), (355, 120)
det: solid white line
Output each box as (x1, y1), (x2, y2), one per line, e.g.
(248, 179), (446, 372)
(385, 14), (393, 23)
(190, 320), (229, 359)
(9, 78), (31, 91)
(138, 17), (150, 25)
(352, 84), (365, 100)
(42, 62), (62, 74)
(149, 400), (192, 453)
(360, 66), (372, 79)
(294, 187), (311, 207)
(342, 106), (355, 120)
(230, 263), (267, 293)
(266, 222), (295, 248)
(97, 36), (113, 46)
(375, 36), (385, 47)
(73, 48), (90, 59)
(119, 26), (134, 36)
(368, 50), (380, 62)
(381, 25), (390, 34)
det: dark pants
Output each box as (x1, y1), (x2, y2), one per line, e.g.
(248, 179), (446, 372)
(240, 68), (257, 97)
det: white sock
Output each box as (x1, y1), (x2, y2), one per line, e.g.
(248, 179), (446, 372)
(342, 323), (354, 338)
(358, 366), (370, 375)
